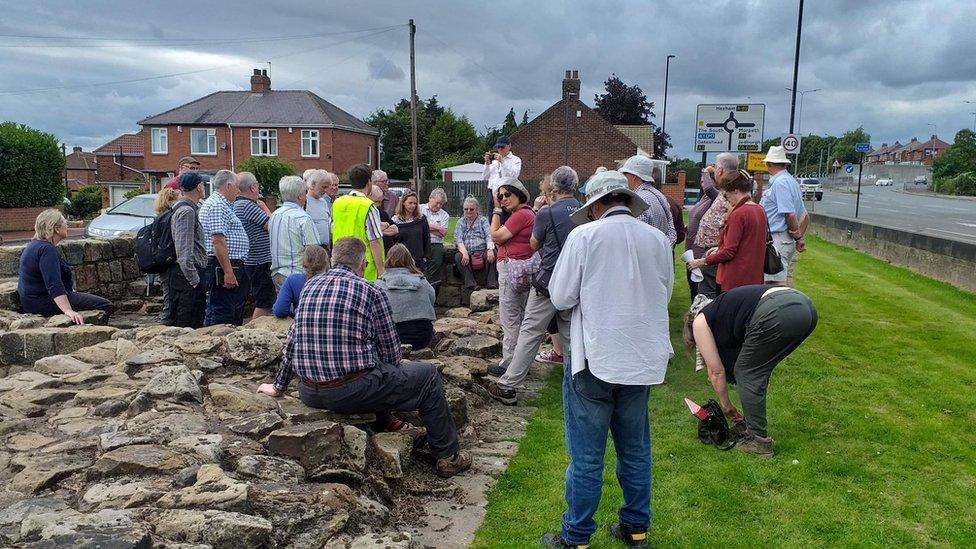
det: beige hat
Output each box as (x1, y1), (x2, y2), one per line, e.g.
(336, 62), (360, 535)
(763, 146), (791, 164)
(618, 154), (655, 182)
(570, 170), (648, 225)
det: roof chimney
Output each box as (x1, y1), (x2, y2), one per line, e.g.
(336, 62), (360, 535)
(562, 69), (580, 100)
(250, 68), (271, 93)
(931, 134), (938, 140)
(72, 146), (82, 153)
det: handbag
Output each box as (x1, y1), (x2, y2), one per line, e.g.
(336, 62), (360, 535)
(470, 251), (486, 271)
(763, 217), (784, 275)
(531, 207), (561, 297)
(506, 254), (541, 292)
(697, 399), (736, 450)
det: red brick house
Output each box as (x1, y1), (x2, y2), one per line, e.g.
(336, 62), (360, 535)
(902, 135), (949, 164)
(138, 69), (379, 189)
(64, 146), (97, 192)
(93, 131), (146, 208)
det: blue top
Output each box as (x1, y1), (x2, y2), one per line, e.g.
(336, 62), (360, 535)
(761, 170), (807, 233)
(18, 239), (73, 313)
(533, 197), (582, 272)
(199, 191), (249, 260)
(273, 272), (308, 318)
(234, 196), (271, 265)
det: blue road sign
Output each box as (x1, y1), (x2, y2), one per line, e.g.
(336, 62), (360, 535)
(855, 142), (870, 153)
(844, 164), (855, 174)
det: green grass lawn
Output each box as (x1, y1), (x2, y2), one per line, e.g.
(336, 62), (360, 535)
(473, 235), (976, 547)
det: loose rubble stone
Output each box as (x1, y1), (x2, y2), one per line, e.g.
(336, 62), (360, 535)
(44, 310), (107, 327)
(245, 315), (293, 334)
(20, 509), (145, 545)
(92, 444), (196, 477)
(236, 454), (306, 484)
(468, 289), (499, 311)
(71, 338), (139, 365)
(124, 411), (209, 443)
(9, 454), (93, 494)
(371, 432), (414, 479)
(441, 361), (473, 385)
(451, 334), (502, 358)
(343, 425), (368, 471)
(124, 348), (181, 373)
(0, 370), (59, 392)
(156, 464), (249, 511)
(443, 355), (489, 376)
(173, 335), (224, 355)
(445, 307), (472, 318)
(276, 396), (330, 423)
(350, 532), (415, 548)
(33, 354), (92, 375)
(267, 420), (344, 471)
(151, 509), (273, 549)
(73, 385), (138, 405)
(168, 434), (224, 463)
(208, 382), (277, 414)
(223, 329), (283, 369)
(139, 365), (203, 403)
(81, 479), (159, 511)
(6, 432), (58, 452)
(94, 399), (129, 417)
(0, 497), (69, 528)
(226, 412), (284, 439)
(446, 386), (470, 432)
(99, 432), (154, 452)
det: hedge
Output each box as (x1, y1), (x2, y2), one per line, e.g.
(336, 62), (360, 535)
(65, 185), (103, 219)
(0, 122), (67, 208)
(932, 171), (976, 197)
(236, 156), (295, 199)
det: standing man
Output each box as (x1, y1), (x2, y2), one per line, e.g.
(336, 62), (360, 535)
(304, 169), (333, 246)
(760, 146), (809, 287)
(269, 176), (321, 289)
(483, 136), (522, 194)
(541, 170), (673, 549)
(235, 172), (274, 319)
(331, 164), (385, 281)
(163, 156), (200, 190)
(618, 154), (677, 246)
(651, 167), (686, 246)
(420, 187), (450, 292)
(167, 172), (207, 328)
(199, 169), (249, 326)
(372, 170), (399, 217)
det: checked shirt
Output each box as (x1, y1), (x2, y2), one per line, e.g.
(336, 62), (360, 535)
(199, 191), (249, 260)
(635, 182), (677, 246)
(273, 264), (402, 390)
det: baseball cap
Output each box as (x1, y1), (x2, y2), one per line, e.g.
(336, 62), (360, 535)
(179, 172), (203, 191)
(494, 136), (511, 148)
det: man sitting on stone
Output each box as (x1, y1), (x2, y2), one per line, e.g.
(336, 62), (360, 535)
(257, 237), (471, 478)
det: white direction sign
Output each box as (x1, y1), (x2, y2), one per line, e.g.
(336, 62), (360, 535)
(782, 133), (801, 154)
(695, 104), (765, 153)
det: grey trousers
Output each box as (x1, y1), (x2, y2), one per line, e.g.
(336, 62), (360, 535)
(734, 290), (818, 437)
(496, 260), (530, 369)
(697, 264), (720, 298)
(498, 290), (570, 390)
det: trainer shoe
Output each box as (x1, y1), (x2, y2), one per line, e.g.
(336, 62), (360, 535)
(435, 451), (472, 478)
(540, 532), (589, 548)
(535, 349), (565, 364)
(735, 434), (774, 456)
(486, 382), (517, 406)
(487, 362), (507, 377)
(609, 522), (648, 547)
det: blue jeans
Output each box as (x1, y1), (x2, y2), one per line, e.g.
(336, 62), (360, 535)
(561, 365), (652, 544)
(204, 257), (248, 326)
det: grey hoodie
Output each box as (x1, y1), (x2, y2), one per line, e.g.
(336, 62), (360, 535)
(375, 267), (436, 323)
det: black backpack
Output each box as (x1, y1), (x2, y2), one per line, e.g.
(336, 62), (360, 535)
(697, 399), (735, 450)
(136, 206), (179, 274)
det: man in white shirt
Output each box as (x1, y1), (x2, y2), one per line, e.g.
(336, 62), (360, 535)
(303, 169), (332, 246)
(482, 136), (522, 194)
(419, 187), (451, 292)
(541, 170), (673, 549)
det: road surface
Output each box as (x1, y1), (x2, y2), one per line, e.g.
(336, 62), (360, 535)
(806, 186), (976, 244)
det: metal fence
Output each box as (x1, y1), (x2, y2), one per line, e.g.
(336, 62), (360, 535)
(416, 179), (542, 216)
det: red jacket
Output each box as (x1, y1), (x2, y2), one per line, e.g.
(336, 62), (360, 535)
(706, 196), (767, 291)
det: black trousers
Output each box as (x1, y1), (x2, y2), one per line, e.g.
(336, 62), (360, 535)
(297, 361), (460, 459)
(396, 319), (434, 350)
(26, 291), (115, 318)
(204, 257), (249, 326)
(453, 252), (498, 290)
(167, 264), (206, 329)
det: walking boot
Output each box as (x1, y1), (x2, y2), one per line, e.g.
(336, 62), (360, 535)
(540, 532), (589, 548)
(609, 522), (648, 547)
(735, 433), (775, 456)
(486, 382), (517, 406)
(435, 451), (472, 478)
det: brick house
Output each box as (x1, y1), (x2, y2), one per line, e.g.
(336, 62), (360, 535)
(64, 146), (97, 193)
(93, 132), (146, 208)
(138, 69), (379, 189)
(902, 135), (949, 164)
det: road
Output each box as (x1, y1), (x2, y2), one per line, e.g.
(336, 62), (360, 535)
(806, 186), (976, 244)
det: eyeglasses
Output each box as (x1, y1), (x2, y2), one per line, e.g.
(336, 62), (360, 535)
(185, 166), (199, 171)
(497, 192), (513, 199)
(463, 207), (476, 211)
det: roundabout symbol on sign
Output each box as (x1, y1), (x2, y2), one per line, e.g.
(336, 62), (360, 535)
(782, 133), (801, 153)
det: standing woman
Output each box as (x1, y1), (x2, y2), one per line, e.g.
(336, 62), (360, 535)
(154, 188), (181, 325)
(18, 209), (115, 323)
(490, 178), (537, 376)
(392, 191), (431, 271)
(687, 169), (767, 292)
(684, 284), (818, 455)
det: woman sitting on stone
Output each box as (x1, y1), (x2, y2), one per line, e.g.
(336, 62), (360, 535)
(375, 244), (436, 349)
(272, 245), (330, 318)
(452, 196), (497, 290)
(18, 209), (115, 324)
(391, 191), (431, 271)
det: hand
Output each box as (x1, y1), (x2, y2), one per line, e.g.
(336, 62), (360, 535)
(486, 249), (495, 262)
(796, 238), (806, 253)
(533, 195), (547, 210)
(724, 406), (743, 422)
(493, 194), (502, 209)
(66, 310), (85, 325)
(687, 258), (707, 270)
(460, 251), (470, 266)
(706, 247), (718, 256)
(222, 271), (239, 289)
(256, 383), (281, 398)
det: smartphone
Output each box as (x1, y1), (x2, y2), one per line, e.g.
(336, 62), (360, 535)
(215, 265), (242, 286)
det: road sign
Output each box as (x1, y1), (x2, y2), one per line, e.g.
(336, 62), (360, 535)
(832, 160), (841, 168)
(782, 133), (801, 154)
(747, 152), (767, 172)
(855, 142), (871, 153)
(694, 104), (765, 152)
(844, 164), (854, 174)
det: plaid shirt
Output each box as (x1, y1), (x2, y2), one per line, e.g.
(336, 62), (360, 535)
(273, 265), (402, 390)
(199, 191), (249, 260)
(635, 183), (677, 246)
(453, 215), (491, 252)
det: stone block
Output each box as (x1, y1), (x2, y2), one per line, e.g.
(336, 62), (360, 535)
(59, 240), (85, 265)
(226, 412), (284, 440)
(468, 289), (500, 312)
(151, 509), (272, 549)
(370, 432), (414, 479)
(0, 245), (25, 276)
(109, 260), (124, 282)
(122, 257), (140, 279)
(452, 334), (501, 358)
(235, 454), (305, 484)
(111, 237), (133, 258)
(73, 264), (99, 292)
(0, 328), (56, 365)
(92, 444), (196, 477)
(435, 284), (462, 308)
(82, 239), (109, 262)
(223, 329), (284, 370)
(267, 420), (344, 471)
(0, 280), (20, 310)
(53, 325), (117, 355)
(209, 382), (277, 414)
(96, 261), (112, 284)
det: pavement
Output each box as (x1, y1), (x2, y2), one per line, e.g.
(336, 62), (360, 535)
(0, 227), (87, 245)
(807, 185), (976, 244)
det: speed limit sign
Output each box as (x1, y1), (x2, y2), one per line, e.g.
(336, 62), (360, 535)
(782, 133), (801, 153)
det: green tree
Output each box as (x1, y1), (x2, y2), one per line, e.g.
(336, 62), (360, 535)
(236, 156), (295, 199)
(521, 110), (530, 126)
(501, 108), (519, 137)
(64, 185), (103, 219)
(830, 127), (871, 165)
(0, 122), (66, 208)
(427, 109), (479, 173)
(932, 129), (976, 182)
(367, 95), (445, 180)
(594, 74), (655, 125)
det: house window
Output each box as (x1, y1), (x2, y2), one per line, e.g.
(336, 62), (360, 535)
(367, 145), (373, 166)
(250, 129), (278, 156)
(301, 130), (319, 157)
(190, 128), (217, 155)
(151, 128), (168, 154)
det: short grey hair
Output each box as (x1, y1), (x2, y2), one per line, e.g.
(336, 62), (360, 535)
(212, 169), (237, 191)
(716, 153), (739, 172)
(371, 169), (388, 182)
(462, 196), (480, 211)
(302, 168), (315, 180)
(550, 166), (579, 194)
(305, 169), (330, 187)
(428, 187), (447, 202)
(237, 171), (258, 193)
(332, 236), (366, 270)
(279, 175), (306, 203)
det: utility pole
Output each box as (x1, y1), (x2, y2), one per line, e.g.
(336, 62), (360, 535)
(788, 0), (804, 134)
(409, 19), (419, 189)
(61, 143), (68, 194)
(661, 54), (676, 157)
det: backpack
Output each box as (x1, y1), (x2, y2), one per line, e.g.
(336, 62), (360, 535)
(136, 206), (179, 274)
(697, 399), (735, 450)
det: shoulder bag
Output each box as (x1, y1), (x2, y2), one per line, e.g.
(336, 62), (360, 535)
(763, 214), (784, 275)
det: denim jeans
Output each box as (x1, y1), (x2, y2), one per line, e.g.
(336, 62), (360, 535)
(561, 365), (652, 544)
(204, 257), (249, 326)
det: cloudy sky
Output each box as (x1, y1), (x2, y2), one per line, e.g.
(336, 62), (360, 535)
(2, 0), (975, 161)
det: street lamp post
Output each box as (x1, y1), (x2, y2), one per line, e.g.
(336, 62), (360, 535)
(970, 112), (976, 133)
(661, 54), (676, 157)
(785, 87), (821, 135)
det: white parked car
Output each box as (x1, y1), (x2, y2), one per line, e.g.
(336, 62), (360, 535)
(85, 194), (157, 238)
(798, 178), (823, 201)
(874, 178), (893, 187)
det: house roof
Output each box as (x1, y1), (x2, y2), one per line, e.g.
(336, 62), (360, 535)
(94, 132), (144, 156)
(137, 90), (378, 135)
(65, 150), (96, 171)
(613, 125), (655, 154)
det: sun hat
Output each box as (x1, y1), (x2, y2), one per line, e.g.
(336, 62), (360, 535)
(617, 154), (655, 182)
(578, 167), (608, 194)
(570, 170), (648, 225)
(496, 177), (529, 204)
(762, 146), (791, 164)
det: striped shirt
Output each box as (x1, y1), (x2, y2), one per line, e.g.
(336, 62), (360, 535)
(199, 191), (249, 260)
(420, 204), (450, 244)
(273, 264), (401, 390)
(234, 196), (271, 265)
(635, 183), (677, 246)
(269, 201), (321, 278)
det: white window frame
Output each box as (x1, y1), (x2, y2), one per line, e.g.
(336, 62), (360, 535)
(301, 130), (319, 158)
(151, 128), (168, 154)
(367, 145), (373, 166)
(250, 129), (278, 156)
(190, 128), (217, 156)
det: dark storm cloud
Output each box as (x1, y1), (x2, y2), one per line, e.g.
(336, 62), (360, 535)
(1, 0), (975, 158)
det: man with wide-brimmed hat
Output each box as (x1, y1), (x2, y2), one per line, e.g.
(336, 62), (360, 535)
(618, 154), (677, 246)
(760, 145), (809, 286)
(540, 170), (673, 549)
(483, 135), (522, 194)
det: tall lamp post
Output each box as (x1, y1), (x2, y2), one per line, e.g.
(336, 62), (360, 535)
(788, 0), (805, 134)
(785, 87), (820, 135)
(927, 123), (938, 160)
(970, 112), (976, 133)
(661, 54), (676, 158)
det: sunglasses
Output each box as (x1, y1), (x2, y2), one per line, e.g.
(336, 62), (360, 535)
(497, 192), (513, 199)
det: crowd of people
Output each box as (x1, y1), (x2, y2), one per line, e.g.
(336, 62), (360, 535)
(15, 139), (820, 547)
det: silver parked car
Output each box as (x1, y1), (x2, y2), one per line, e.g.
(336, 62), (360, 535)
(85, 194), (157, 238)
